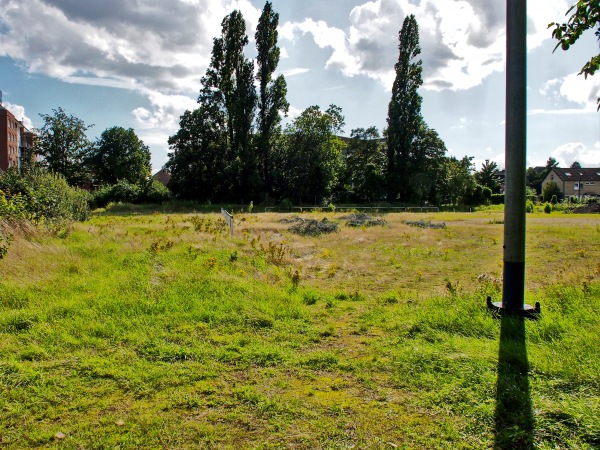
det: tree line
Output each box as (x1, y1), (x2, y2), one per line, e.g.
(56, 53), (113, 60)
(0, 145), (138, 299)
(20, 1), (593, 207)
(165, 5), (488, 206)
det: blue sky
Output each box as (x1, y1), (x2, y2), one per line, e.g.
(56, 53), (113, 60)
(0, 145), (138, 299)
(1, 0), (598, 173)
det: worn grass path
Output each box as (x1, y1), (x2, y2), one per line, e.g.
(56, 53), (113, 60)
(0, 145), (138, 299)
(0, 207), (598, 448)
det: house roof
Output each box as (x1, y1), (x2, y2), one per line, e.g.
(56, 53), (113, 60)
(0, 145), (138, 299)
(153, 169), (171, 186)
(549, 168), (600, 182)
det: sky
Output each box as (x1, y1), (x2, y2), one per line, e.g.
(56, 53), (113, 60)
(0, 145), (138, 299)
(0, 0), (599, 173)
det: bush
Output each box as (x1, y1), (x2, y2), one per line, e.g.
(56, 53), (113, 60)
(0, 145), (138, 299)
(491, 194), (505, 205)
(526, 200), (534, 213)
(140, 179), (172, 204)
(93, 179), (172, 208)
(544, 203), (552, 214)
(0, 168), (91, 222)
(542, 181), (561, 202)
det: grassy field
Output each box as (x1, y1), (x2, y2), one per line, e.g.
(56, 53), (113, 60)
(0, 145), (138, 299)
(0, 206), (599, 449)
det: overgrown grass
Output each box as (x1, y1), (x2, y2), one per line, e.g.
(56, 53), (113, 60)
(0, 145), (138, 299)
(0, 208), (598, 448)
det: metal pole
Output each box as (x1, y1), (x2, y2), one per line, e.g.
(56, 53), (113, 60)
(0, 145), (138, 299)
(488, 0), (539, 318)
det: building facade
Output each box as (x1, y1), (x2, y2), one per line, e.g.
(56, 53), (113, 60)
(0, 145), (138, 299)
(0, 103), (36, 172)
(541, 168), (600, 199)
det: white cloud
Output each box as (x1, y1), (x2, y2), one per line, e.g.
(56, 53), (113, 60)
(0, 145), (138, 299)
(132, 90), (197, 131)
(279, 0), (575, 92)
(550, 142), (600, 168)
(282, 68), (311, 77)
(3, 102), (33, 129)
(536, 72), (600, 113)
(0, 0), (261, 94)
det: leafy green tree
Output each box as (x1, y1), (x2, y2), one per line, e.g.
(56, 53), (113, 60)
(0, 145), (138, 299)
(168, 9), (256, 202)
(570, 160), (582, 168)
(408, 122), (447, 204)
(255, 1), (289, 198)
(436, 156), (476, 206)
(344, 127), (386, 202)
(35, 107), (93, 186)
(277, 105), (345, 204)
(167, 107), (228, 201)
(386, 14), (423, 202)
(542, 180), (562, 202)
(87, 127), (151, 186)
(218, 10), (257, 199)
(475, 159), (501, 193)
(549, 1), (600, 108)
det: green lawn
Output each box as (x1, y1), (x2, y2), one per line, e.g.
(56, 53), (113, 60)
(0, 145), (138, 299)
(1, 208), (598, 449)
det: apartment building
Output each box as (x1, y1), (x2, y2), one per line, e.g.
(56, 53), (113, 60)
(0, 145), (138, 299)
(0, 101), (36, 172)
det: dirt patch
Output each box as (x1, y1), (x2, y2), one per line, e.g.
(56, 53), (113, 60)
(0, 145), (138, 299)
(279, 216), (304, 224)
(340, 213), (387, 227)
(288, 218), (339, 236)
(573, 203), (600, 214)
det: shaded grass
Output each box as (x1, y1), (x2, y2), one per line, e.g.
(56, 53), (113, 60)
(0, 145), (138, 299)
(0, 210), (598, 448)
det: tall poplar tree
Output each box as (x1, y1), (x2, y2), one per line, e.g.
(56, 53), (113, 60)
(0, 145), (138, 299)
(168, 9), (256, 201)
(386, 14), (423, 202)
(255, 1), (289, 198)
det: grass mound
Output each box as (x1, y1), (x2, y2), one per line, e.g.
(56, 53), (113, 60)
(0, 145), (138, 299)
(288, 217), (338, 236)
(340, 213), (387, 227)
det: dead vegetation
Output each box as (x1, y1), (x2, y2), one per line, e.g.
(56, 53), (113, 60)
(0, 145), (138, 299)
(286, 217), (339, 236)
(340, 213), (387, 227)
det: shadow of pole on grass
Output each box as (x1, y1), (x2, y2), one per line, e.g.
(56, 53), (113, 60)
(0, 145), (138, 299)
(494, 316), (534, 449)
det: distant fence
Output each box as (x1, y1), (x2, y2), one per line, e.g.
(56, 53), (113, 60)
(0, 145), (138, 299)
(265, 206), (440, 213)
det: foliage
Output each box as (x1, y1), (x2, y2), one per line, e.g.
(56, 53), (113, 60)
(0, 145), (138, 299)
(544, 202), (552, 213)
(491, 194), (505, 205)
(255, 1), (289, 198)
(526, 199), (534, 213)
(386, 14), (425, 202)
(167, 9), (259, 202)
(0, 189), (28, 221)
(166, 108), (227, 202)
(0, 167), (90, 222)
(277, 105), (345, 204)
(34, 107), (94, 187)
(475, 160), (501, 193)
(543, 180), (562, 202)
(436, 156), (476, 205)
(549, 0), (600, 109)
(92, 179), (171, 208)
(87, 126), (151, 186)
(342, 127), (386, 202)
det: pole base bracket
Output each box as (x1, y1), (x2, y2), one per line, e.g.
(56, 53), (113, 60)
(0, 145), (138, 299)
(487, 296), (540, 320)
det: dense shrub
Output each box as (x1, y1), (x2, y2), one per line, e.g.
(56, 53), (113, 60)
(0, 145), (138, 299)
(544, 203), (552, 214)
(0, 168), (91, 222)
(92, 179), (172, 208)
(542, 181), (561, 202)
(491, 194), (505, 205)
(140, 180), (172, 204)
(526, 200), (534, 213)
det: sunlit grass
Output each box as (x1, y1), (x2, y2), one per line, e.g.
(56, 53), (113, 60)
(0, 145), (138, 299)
(0, 207), (598, 448)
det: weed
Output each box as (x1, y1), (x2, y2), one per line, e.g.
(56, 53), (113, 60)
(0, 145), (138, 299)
(257, 241), (289, 265)
(290, 269), (301, 289)
(445, 278), (461, 296)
